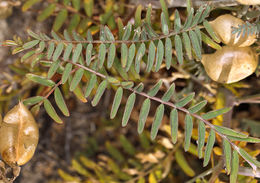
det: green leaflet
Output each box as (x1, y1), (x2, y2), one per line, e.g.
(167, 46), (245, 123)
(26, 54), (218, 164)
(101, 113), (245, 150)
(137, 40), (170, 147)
(174, 10), (182, 33)
(72, 0), (80, 11)
(151, 104), (164, 140)
(85, 43), (93, 66)
(104, 26), (115, 41)
(63, 30), (71, 41)
(121, 81), (134, 89)
(37, 4), (56, 22)
(54, 87), (70, 116)
(162, 83), (175, 102)
(53, 43), (64, 61)
(122, 23), (132, 41)
(154, 40), (164, 72)
(175, 149), (195, 177)
(135, 43), (145, 73)
(91, 80), (108, 106)
(22, 0), (40, 11)
(182, 32), (192, 60)
(105, 141), (125, 163)
(63, 43), (73, 61)
(230, 151), (239, 183)
(114, 58), (128, 80)
(146, 41), (156, 72)
(134, 83), (144, 93)
(84, 0), (93, 17)
(117, 18), (124, 40)
(122, 93), (136, 127)
(85, 74), (97, 98)
(223, 139), (231, 175)
(175, 93), (195, 108)
(191, 6), (204, 27)
(87, 29), (93, 41)
(23, 40), (40, 50)
(23, 96), (44, 106)
(27, 29), (41, 40)
(202, 107), (231, 120)
(72, 44), (82, 63)
(201, 32), (222, 50)
(73, 85), (87, 103)
(51, 31), (61, 41)
(107, 43), (116, 69)
(183, 8), (194, 30)
(26, 73), (55, 87)
(53, 9), (68, 32)
(107, 76), (120, 85)
(31, 53), (44, 67)
(227, 136), (260, 143)
(36, 41), (45, 53)
(175, 35), (183, 65)
(121, 43), (128, 68)
(144, 23), (158, 38)
(195, 27), (202, 47)
(203, 20), (220, 43)
(189, 30), (201, 60)
(21, 50), (35, 62)
(145, 4), (152, 26)
(198, 121), (205, 159)
(70, 68), (84, 91)
(48, 59), (61, 79)
(184, 114), (193, 151)
(159, 0), (170, 27)
(237, 147), (260, 169)
(214, 125), (248, 138)
(138, 99), (151, 134)
(170, 108), (178, 144)
(44, 99), (63, 123)
(198, 5), (211, 23)
(165, 37), (172, 70)
(71, 159), (91, 177)
(110, 87), (123, 119)
(203, 129), (215, 167)
(98, 43), (106, 69)
(188, 100), (207, 113)
(135, 5), (142, 28)
(126, 44), (136, 72)
(119, 135), (136, 156)
(62, 63), (72, 84)
(147, 80), (163, 97)
(68, 14), (80, 32)
(161, 12), (169, 35)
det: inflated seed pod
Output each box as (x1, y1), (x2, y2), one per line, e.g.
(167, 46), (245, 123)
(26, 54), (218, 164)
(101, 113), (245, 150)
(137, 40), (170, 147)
(201, 46), (258, 84)
(0, 102), (39, 166)
(236, 0), (260, 5)
(210, 14), (256, 47)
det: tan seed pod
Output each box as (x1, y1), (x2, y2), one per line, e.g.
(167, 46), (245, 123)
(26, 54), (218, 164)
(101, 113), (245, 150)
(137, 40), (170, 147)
(201, 46), (258, 84)
(236, 0), (260, 5)
(210, 14), (256, 47)
(0, 102), (39, 166)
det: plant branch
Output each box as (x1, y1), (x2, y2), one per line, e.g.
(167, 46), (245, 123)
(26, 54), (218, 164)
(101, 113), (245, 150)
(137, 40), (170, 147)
(45, 25), (203, 44)
(62, 59), (258, 169)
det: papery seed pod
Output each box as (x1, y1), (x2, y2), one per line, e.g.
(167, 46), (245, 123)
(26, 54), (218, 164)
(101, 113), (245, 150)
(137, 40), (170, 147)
(0, 102), (39, 166)
(201, 46), (258, 84)
(210, 14), (256, 47)
(236, 0), (260, 5)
